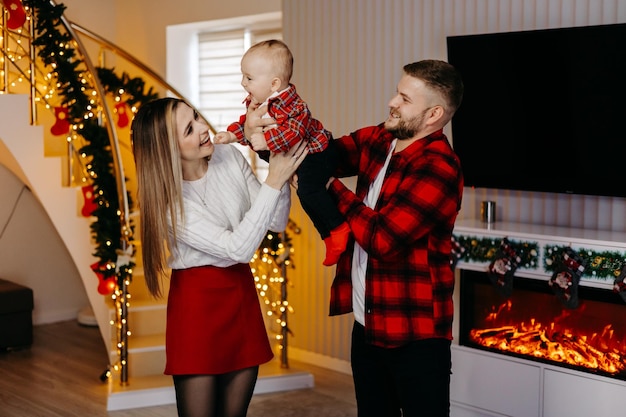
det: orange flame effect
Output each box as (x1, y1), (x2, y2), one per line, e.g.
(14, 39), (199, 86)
(469, 301), (626, 375)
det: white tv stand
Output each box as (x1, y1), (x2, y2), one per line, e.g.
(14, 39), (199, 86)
(450, 219), (626, 417)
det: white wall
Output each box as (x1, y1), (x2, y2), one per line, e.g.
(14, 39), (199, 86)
(110, 0), (281, 80)
(0, 149), (89, 325)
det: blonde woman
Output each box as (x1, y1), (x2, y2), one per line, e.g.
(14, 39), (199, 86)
(131, 97), (306, 417)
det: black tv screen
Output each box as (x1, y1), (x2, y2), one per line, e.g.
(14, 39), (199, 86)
(447, 23), (626, 198)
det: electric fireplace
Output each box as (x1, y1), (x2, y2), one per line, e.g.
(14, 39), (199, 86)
(459, 269), (626, 381)
(450, 219), (626, 416)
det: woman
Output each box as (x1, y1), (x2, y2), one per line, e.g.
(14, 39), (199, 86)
(131, 97), (307, 417)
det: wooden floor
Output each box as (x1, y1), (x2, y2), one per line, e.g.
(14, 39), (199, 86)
(0, 320), (356, 417)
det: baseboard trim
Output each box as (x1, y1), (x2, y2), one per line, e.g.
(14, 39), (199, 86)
(32, 309), (79, 325)
(287, 347), (352, 375)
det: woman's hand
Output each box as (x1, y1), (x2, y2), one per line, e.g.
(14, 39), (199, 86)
(244, 104), (276, 139)
(264, 140), (308, 190)
(249, 132), (269, 151)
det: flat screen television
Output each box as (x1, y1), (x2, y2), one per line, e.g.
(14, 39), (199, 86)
(446, 23), (626, 198)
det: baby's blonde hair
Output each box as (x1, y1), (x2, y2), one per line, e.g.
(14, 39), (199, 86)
(245, 39), (293, 83)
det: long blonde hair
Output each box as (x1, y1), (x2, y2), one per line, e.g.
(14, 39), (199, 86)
(131, 98), (186, 298)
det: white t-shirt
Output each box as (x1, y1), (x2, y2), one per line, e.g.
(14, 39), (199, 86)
(352, 139), (397, 325)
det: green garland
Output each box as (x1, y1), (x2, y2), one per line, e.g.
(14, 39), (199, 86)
(26, 0), (157, 284)
(453, 232), (626, 281)
(96, 67), (159, 108)
(544, 245), (625, 281)
(452, 234), (540, 270)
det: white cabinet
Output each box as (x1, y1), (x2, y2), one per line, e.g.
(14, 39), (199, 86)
(543, 369), (625, 417)
(451, 346), (626, 417)
(451, 346), (541, 417)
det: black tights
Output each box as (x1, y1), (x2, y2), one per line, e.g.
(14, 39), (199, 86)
(172, 366), (259, 417)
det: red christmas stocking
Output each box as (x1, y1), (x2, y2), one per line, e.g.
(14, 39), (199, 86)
(115, 102), (130, 128)
(91, 260), (116, 295)
(487, 237), (521, 297)
(613, 263), (626, 303)
(2, 0), (26, 30)
(81, 184), (97, 216)
(548, 247), (585, 309)
(90, 260), (105, 273)
(98, 276), (117, 295)
(450, 235), (466, 271)
(51, 106), (71, 136)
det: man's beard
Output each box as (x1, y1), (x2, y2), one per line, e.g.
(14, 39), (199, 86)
(385, 109), (428, 140)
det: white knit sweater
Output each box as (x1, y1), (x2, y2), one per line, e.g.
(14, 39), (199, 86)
(167, 144), (291, 270)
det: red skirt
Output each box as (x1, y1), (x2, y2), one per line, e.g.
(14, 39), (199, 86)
(164, 263), (274, 375)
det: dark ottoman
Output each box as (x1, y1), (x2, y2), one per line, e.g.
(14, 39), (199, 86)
(0, 278), (34, 350)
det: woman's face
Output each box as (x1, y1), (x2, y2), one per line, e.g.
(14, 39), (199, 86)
(174, 103), (214, 162)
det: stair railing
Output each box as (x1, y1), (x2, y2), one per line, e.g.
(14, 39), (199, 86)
(40, 0), (134, 385)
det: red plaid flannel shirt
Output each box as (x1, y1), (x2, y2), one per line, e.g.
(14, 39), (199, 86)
(328, 124), (463, 348)
(227, 84), (330, 153)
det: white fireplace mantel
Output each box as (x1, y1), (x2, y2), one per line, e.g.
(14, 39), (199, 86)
(450, 218), (626, 417)
(452, 218), (626, 290)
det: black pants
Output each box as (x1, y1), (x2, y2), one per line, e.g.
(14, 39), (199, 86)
(296, 141), (343, 239)
(351, 322), (452, 417)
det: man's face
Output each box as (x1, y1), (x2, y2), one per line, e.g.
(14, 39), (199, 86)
(384, 74), (436, 140)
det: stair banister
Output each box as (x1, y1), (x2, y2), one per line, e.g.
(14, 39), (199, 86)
(54, 8), (130, 238)
(49, 0), (132, 384)
(2, 12), (7, 91)
(28, 12), (35, 123)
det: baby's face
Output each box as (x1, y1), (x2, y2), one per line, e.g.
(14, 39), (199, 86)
(240, 52), (277, 104)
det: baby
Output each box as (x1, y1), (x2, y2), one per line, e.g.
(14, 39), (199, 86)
(215, 40), (349, 266)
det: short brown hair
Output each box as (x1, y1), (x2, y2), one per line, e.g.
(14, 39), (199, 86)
(403, 60), (464, 119)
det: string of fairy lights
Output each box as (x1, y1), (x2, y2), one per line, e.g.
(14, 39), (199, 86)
(250, 226), (299, 365)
